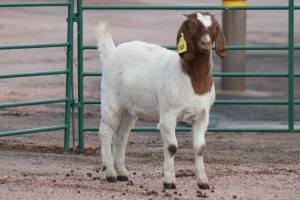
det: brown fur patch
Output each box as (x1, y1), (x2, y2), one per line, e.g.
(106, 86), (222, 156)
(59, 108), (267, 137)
(177, 12), (226, 96)
(181, 56), (213, 95)
(197, 145), (205, 156)
(168, 145), (177, 157)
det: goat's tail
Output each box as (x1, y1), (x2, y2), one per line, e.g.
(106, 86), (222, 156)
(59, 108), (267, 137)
(95, 21), (115, 63)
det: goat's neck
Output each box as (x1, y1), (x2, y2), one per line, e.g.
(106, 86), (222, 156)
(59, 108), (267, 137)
(181, 51), (213, 96)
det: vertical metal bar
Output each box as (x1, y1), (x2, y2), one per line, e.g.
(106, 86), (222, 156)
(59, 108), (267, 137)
(77, 0), (85, 151)
(64, 0), (74, 153)
(288, 0), (295, 132)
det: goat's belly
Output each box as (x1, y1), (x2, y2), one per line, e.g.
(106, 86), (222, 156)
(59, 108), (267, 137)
(120, 92), (160, 121)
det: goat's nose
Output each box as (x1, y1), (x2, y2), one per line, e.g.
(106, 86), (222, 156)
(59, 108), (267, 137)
(201, 40), (211, 46)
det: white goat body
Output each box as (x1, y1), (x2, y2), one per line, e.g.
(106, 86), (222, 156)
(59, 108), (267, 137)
(95, 12), (226, 189)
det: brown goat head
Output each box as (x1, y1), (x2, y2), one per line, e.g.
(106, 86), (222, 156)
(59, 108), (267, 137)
(176, 12), (227, 60)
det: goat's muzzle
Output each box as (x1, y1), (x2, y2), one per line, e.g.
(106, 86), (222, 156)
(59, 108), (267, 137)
(198, 34), (212, 51)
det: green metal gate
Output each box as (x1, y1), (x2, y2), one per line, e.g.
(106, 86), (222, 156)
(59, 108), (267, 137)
(77, 0), (299, 151)
(0, 1), (74, 152)
(1, 1), (299, 153)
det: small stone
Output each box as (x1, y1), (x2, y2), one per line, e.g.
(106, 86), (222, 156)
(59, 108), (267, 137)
(71, 170), (74, 173)
(127, 181), (134, 186)
(140, 185), (144, 189)
(66, 174), (70, 177)
(122, 193), (126, 196)
(174, 191), (178, 194)
(53, 179), (56, 183)
(162, 189), (166, 193)
(179, 193), (182, 196)
(96, 170), (99, 173)
(211, 189), (214, 193)
(77, 190), (81, 194)
(165, 193), (171, 197)
(87, 172), (92, 177)
(133, 172), (136, 175)
(233, 195), (237, 199)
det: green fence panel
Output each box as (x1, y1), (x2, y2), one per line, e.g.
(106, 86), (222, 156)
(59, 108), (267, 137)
(1, 1), (298, 153)
(76, 0), (299, 152)
(0, 1), (74, 153)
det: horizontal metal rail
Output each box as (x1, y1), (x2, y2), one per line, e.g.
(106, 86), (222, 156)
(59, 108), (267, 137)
(0, 70), (69, 79)
(213, 72), (289, 77)
(0, 98), (67, 109)
(82, 5), (294, 11)
(83, 100), (101, 105)
(0, 125), (68, 137)
(0, 42), (70, 50)
(0, 2), (70, 7)
(82, 72), (102, 76)
(82, 100), (300, 105)
(82, 72), (291, 78)
(83, 45), (300, 51)
(82, 126), (290, 133)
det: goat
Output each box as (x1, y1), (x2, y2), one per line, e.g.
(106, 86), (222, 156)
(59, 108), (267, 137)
(95, 12), (226, 190)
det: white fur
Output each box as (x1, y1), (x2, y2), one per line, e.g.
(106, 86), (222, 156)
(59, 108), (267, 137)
(96, 21), (215, 188)
(197, 12), (212, 28)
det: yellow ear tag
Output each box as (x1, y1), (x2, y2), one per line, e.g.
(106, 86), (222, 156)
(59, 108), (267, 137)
(177, 33), (187, 54)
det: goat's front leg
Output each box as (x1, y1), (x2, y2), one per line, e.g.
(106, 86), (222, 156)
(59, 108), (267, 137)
(158, 116), (178, 189)
(192, 111), (210, 189)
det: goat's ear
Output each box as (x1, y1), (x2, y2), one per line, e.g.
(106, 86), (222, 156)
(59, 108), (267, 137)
(176, 19), (196, 60)
(215, 23), (227, 58)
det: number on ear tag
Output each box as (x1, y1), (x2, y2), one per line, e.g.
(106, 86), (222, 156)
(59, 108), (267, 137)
(177, 33), (187, 54)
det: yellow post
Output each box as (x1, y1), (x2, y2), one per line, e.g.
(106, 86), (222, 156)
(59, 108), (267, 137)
(222, 0), (247, 7)
(221, 0), (247, 91)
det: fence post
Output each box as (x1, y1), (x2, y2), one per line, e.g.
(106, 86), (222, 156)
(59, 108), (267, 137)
(77, 0), (85, 152)
(221, 0), (247, 91)
(288, 0), (294, 132)
(63, 0), (75, 153)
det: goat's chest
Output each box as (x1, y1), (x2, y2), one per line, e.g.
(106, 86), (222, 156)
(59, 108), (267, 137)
(174, 84), (215, 121)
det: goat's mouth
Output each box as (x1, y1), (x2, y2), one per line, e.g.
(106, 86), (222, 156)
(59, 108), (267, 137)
(198, 44), (212, 52)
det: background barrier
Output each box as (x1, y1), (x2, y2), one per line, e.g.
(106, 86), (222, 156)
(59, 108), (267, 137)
(77, 0), (299, 151)
(0, 1), (299, 153)
(0, 1), (74, 152)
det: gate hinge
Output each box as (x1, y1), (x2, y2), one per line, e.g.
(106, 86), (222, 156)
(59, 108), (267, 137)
(67, 13), (79, 23)
(71, 99), (81, 108)
(73, 13), (79, 22)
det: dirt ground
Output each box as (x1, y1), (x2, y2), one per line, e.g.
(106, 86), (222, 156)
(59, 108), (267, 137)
(1, 0), (300, 199)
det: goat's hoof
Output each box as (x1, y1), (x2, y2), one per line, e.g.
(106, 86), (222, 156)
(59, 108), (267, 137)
(106, 176), (117, 182)
(198, 183), (210, 190)
(163, 183), (176, 189)
(117, 176), (129, 182)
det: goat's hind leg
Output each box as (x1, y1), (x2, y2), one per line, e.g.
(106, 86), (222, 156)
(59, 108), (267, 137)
(99, 112), (121, 182)
(113, 111), (137, 181)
